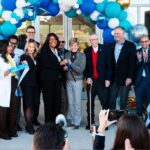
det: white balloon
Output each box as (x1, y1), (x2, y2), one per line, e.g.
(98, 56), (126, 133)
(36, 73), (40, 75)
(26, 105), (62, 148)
(2, 11), (12, 21)
(76, 9), (81, 15)
(16, 0), (30, 8)
(73, 4), (79, 9)
(58, 0), (77, 7)
(13, 8), (24, 19)
(93, 0), (105, 3)
(28, 10), (33, 16)
(10, 18), (18, 24)
(59, 4), (71, 12)
(108, 18), (119, 29)
(90, 10), (100, 21)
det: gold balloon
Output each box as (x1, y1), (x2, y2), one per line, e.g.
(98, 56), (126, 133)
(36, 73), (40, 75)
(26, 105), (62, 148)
(116, 0), (130, 9)
(0, 17), (4, 24)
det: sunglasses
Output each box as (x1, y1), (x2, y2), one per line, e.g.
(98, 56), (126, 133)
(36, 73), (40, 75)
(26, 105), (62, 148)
(60, 41), (65, 43)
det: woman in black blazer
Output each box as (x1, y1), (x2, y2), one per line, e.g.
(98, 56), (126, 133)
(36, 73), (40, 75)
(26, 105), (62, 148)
(38, 33), (63, 123)
(20, 39), (38, 134)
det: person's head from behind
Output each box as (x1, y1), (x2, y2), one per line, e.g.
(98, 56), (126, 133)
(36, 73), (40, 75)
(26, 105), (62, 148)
(32, 122), (68, 150)
(26, 25), (36, 40)
(24, 39), (38, 58)
(113, 114), (150, 149)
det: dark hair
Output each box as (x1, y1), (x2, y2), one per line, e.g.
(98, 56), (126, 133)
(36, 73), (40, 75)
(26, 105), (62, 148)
(26, 25), (35, 32)
(42, 33), (59, 49)
(8, 35), (18, 42)
(114, 26), (125, 31)
(0, 40), (9, 62)
(33, 123), (66, 150)
(113, 114), (150, 149)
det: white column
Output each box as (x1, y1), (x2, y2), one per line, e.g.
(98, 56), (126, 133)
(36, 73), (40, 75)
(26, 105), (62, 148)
(63, 14), (72, 49)
(32, 16), (40, 43)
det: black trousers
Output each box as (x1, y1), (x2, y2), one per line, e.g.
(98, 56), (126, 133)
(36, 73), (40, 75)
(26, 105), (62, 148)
(41, 80), (62, 123)
(108, 82), (130, 110)
(86, 79), (108, 125)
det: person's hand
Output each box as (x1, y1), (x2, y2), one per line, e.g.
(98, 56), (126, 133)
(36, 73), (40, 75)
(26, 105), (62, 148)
(97, 109), (117, 134)
(86, 78), (92, 85)
(105, 80), (110, 87)
(60, 59), (68, 65)
(21, 60), (28, 64)
(125, 78), (132, 86)
(137, 52), (142, 61)
(125, 139), (134, 150)
(63, 65), (68, 71)
(143, 52), (148, 61)
(4, 70), (10, 77)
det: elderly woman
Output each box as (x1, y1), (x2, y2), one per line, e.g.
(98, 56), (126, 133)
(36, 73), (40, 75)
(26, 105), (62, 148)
(61, 38), (86, 129)
(38, 33), (63, 123)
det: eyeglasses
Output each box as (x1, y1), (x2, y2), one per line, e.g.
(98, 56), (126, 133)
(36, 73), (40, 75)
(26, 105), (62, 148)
(9, 42), (17, 46)
(60, 41), (65, 43)
(140, 41), (149, 43)
(90, 38), (98, 41)
(27, 32), (35, 34)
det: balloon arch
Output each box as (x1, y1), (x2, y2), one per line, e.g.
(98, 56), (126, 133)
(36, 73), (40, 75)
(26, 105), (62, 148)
(0, 0), (148, 44)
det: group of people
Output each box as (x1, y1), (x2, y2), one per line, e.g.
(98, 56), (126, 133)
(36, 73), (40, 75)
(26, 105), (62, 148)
(31, 111), (150, 150)
(0, 24), (150, 142)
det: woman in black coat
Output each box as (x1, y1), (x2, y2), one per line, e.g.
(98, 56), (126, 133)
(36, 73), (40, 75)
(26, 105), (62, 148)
(20, 39), (38, 134)
(38, 33), (63, 123)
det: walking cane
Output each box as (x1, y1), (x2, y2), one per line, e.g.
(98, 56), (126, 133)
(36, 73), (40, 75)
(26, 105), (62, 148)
(89, 80), (93, 133)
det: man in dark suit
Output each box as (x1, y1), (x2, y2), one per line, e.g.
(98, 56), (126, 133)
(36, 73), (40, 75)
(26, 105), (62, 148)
(18, 25), (40, 50)
(135, 35), (150, 117)
(18, 25), (41, 126)
(58, 36), (69, 116)
(84, 33), (112, 129)
(108, 26), (136, 110)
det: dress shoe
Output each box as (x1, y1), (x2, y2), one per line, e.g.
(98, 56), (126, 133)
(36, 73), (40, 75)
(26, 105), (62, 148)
(26, 125), (35, 135)
(85, 125), (90, 130)
(17, 124), (22, 131)
(2, 136), (12, 140)
(33, 120), (41, 126)
(11, 133), (18, 137)
(73, 125), (80, 129)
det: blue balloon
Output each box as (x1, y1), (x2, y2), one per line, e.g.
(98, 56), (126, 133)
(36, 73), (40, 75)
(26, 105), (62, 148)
(103, 28), (114, 44)
(65, 8), (77, 18)
(104, 2), (121, 18)
(41, 0), (49, 8)
(118, 10), (127, 21)
(97, 19), (108, 29)
(47, 2), (60, 16)
(96, 0), (107, 13)
(0, 35), (5, 40)
(0, 22), (17, 37)
(1, 0), (16, 11)
(53, 0), (58, 3)
(120, 20), (132, 31)
(77, 0), (83, 4)
(80, 0), (95, 15)
(16, 21), (22, 28)
(29, 0), (39, 5)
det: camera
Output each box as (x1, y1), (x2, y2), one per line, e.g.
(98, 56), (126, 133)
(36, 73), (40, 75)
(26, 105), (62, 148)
(108, 109), (128, 121)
